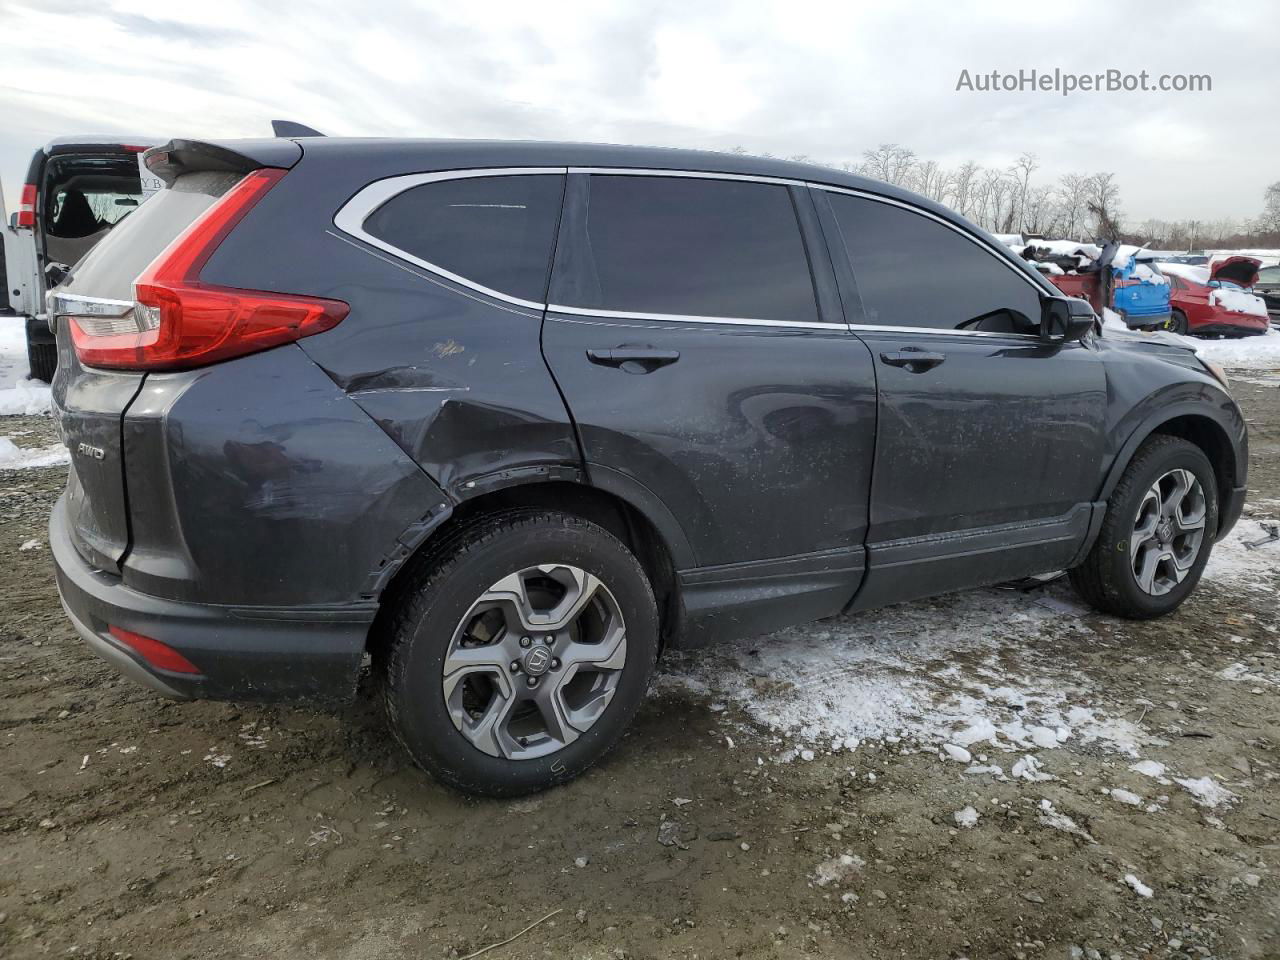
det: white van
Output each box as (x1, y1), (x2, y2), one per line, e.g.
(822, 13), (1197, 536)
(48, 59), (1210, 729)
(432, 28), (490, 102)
(2, 136), (161, 381)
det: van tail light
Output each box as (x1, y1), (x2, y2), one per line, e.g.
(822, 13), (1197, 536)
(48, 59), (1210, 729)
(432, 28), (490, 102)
(66, 168), (348, 371)
(17, 183), (36, 227)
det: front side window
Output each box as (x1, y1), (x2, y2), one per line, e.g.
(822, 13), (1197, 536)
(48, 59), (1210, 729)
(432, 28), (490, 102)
(555, 175), (819, 323)
(828, 193), (1043, 332)
(363, 174), (565, 303)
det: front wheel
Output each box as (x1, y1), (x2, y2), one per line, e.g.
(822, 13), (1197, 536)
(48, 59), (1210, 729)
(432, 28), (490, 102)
(379, 510), (659, 797)
(1069, 435), (1218, 619)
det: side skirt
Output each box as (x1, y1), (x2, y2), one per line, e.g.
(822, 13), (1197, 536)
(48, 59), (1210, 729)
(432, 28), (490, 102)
(673, 547), (865, 649)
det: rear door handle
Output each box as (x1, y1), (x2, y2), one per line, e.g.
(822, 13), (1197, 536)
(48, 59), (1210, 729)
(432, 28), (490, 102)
(587, 348), (680, 373)
(879, 350), (946, 372)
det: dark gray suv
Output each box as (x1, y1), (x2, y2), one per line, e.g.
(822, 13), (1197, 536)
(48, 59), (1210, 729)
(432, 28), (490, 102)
(48, 137), (1247, 796)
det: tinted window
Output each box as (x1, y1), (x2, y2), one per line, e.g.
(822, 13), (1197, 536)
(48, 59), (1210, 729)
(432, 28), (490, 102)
(557, 175), (818, 322)
(828, 194), (1043, 332)
(1257, 266), (1280, 283)
(364, 174), (564, 302)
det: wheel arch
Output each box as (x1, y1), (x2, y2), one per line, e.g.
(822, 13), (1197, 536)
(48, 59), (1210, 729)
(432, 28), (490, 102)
(1100, 405), (1243, 527)
(369, 478), (689, 659)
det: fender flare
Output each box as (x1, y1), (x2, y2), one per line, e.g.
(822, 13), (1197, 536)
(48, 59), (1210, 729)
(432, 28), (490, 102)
(583, 462), (697, 570)
(1098, 397), (1244, 504)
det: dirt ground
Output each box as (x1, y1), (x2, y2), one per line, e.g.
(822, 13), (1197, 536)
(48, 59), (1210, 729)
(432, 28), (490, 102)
(2, 378), (1278, 960)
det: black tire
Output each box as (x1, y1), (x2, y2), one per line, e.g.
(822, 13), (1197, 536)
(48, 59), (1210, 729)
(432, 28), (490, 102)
(379, 510), (659, 797)
(27, 340), (56, 383)
(1168, 309), (1189, 336)
(1069, 435), (1218, 619)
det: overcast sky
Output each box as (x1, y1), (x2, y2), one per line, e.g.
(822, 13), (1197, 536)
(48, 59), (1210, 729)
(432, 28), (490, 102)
(0, 0), (1274, 226)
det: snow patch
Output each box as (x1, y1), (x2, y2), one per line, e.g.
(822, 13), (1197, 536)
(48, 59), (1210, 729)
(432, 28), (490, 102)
(1124, 874), (1154, 898)
(0, 318), (52, 416)
(1195, 328), (1280, 371)
(952, 806), (980, 829)
(0, 437), (69, 470)
(1174, 776), (1237, 809)
(811, 853), (865, 887)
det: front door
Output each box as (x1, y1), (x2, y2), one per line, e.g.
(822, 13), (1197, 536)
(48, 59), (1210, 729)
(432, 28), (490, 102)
(816, 189), (1108, 608)
(542, 172), (878, 640)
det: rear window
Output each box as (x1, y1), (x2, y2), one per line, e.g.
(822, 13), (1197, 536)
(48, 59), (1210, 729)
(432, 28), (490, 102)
(61, 171), (241, 302)
(362, 174), (565, 303)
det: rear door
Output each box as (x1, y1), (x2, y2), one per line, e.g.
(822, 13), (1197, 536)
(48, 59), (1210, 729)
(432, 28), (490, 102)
(815, 188), (1108, 608)
(542, 171), (878, 631)
(49, 171), (243, 571)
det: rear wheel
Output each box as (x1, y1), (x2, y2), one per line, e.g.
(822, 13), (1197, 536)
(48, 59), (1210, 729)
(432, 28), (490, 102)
(380, 510), (659, 797)
(1168, 309), (1189, 336)
(1069, 435), (1217, 619)
(27, 340), (56, 383)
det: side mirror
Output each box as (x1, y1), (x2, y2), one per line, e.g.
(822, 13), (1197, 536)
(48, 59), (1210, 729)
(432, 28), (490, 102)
(1040, 296), (1096, 344)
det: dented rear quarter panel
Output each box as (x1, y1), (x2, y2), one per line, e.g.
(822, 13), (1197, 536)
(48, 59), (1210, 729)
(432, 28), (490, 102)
(197, 142), (581, 505)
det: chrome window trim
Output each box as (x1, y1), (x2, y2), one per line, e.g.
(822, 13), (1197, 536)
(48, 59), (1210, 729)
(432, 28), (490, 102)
(566, 166), (806, 187)
(333, 167), (569, 311)
(547, 304), (837, 330)
(332, 165), (1050, 338)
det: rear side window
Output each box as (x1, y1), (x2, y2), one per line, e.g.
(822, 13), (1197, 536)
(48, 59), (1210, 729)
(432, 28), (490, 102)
(363, 174), (565, 303)
(828, 193), (1043, 332)
(62, 171), (240, 302)
(555, 175), (819, 323)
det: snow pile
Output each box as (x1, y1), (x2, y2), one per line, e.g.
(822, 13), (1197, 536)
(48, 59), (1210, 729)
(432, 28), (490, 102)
(0, 317), (51, 416)
(0, 436), (68, 469)
(1208, 287), (1268, 318)
(1158, 263), (1211, 285)
(1194, 329), (1280, 370)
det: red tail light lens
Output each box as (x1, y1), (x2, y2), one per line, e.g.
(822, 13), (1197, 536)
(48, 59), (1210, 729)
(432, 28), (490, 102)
(68, 168), (348, 371)
(109, 626), (202, 675)
(17, 183), (36, 227)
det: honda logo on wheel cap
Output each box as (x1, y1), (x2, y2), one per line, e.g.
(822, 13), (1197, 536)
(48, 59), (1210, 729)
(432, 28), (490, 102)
(522, 645), (552, 676)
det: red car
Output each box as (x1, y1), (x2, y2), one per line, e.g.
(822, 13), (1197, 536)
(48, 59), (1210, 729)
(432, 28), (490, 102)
(1159, 256), (1268, 337)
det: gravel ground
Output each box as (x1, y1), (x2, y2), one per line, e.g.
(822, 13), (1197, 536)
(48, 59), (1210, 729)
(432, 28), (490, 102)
(1, 379), (1278, 960)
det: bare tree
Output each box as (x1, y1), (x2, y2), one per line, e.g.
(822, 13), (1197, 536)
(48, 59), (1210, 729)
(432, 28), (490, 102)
(1262, 181), (1280, 232)
(1085, 172), (1122, 240)
(1011, 152), (1038, 233)
(860, 143), (917, 187)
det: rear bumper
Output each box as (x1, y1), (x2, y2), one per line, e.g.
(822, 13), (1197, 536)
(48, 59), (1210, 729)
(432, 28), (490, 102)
(1191, 320), (1269, 337)
(50, 496), (372, 703)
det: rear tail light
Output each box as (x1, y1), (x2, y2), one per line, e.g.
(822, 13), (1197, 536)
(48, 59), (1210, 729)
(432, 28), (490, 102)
(67, 168), (348, 371)
(108, 626), (202, 675)
(17, 183), (36, 227)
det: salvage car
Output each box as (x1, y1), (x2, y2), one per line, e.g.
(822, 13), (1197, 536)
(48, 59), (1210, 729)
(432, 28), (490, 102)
(1159, 257), (1269, 336)
(48, 137), (1247, 796)
(1, 136), (159, 381)
(1023, 242), (1172, 330)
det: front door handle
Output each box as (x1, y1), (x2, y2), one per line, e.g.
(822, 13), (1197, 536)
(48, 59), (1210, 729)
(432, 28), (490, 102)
(879, 350), (946, 372)
(587, 348), (680, 374)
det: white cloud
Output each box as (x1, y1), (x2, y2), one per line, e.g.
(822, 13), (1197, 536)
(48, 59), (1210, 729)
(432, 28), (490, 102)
(0, 0), (1274, 224)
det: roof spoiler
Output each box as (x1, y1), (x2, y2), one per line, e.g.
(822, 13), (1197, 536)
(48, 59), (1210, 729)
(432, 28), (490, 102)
(271, 120), (326, 138)
(143, 138), (303, 185)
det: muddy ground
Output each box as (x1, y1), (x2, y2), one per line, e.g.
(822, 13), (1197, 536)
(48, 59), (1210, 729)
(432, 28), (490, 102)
(1, 379), (1278, 960)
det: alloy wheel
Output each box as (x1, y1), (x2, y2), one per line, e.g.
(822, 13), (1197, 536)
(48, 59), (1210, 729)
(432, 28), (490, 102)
(1129, 468), (1207, 596)
(441, 564), (627, 760)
